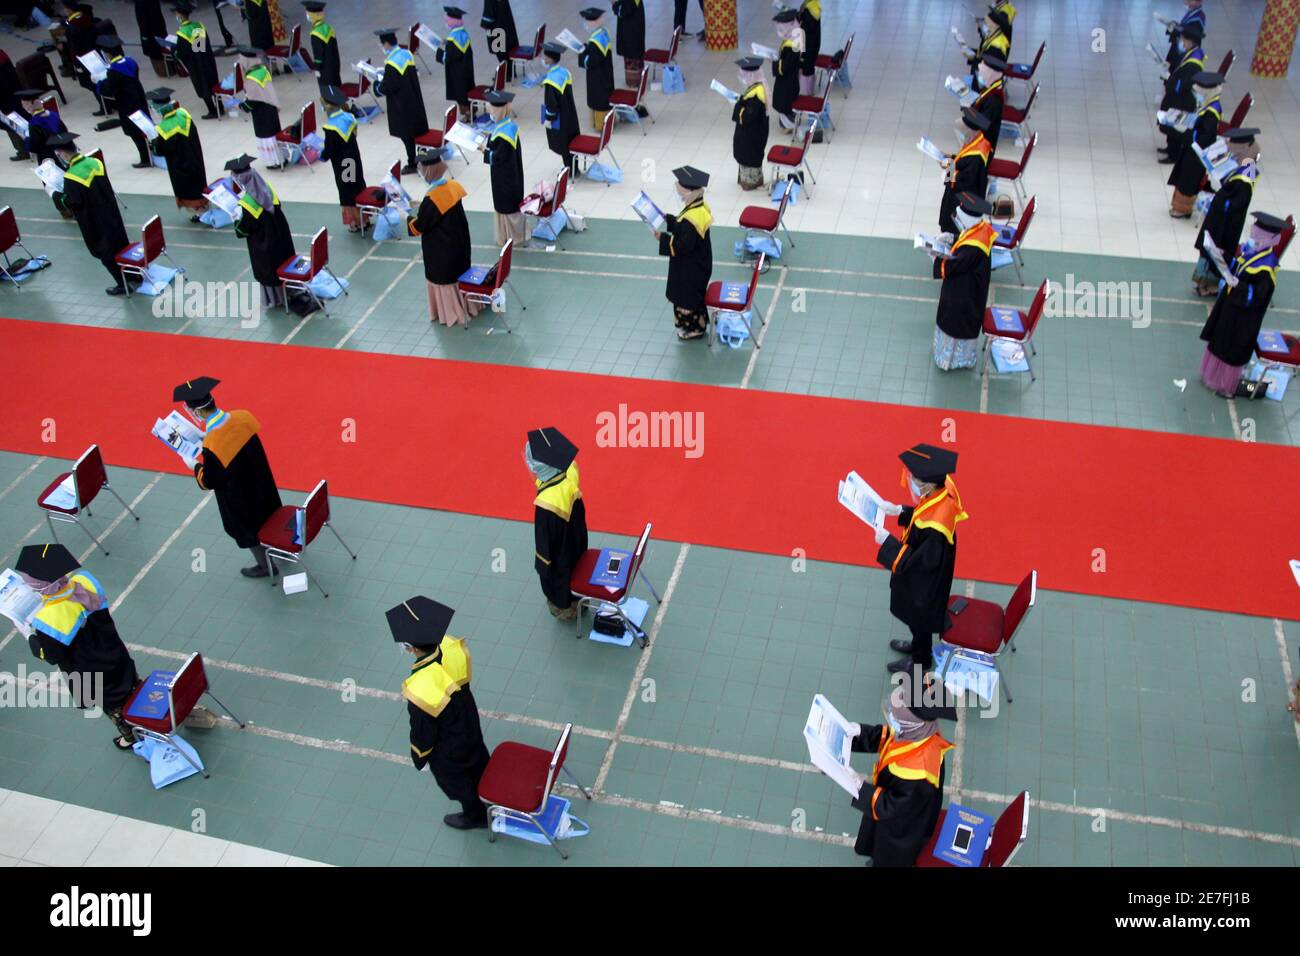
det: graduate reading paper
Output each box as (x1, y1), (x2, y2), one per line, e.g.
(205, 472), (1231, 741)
(446, 121), (488, 152)
(34, 159), (64, 197)
(750, 42), (778, 61)
(0, 569), (42, 637)
(630, 191), (665, 233)
(3, 112), (29, 138)
(555, 28), (586, 53)
(710, 79), (739, 103)
(129, 109), (159, 139)
(415, 24), (444, 49)
(804, 695), (864, 798)
(152, 411), (203, 468)
(354, 60), (384, 81)
(917, 137), (949, 165)
(77, 51), (109, 82)
(206, 184), (242, 219)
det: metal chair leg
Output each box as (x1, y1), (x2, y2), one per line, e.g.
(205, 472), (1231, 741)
(325, 522), (357, 559)
(506, 278), (526, 310)
(530, 812), (568, 860)
(978, 334), (990, 375)
(167, 731), (210, 778)
(562, 765), (593, 800)
(104, 483), (140, 520)
(204, 691), (246, 728)
(296, 555), (329, 598)
(74, 515), (108, 556)
(998, 662), (1013, 703)
(639, 568), (663, 604)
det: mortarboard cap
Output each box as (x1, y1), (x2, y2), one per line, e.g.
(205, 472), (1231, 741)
(416, 146), (445, 165)
(302, 1), (327, 10)
(224, 153), (256, 172)
(45, 131), (79, 148)
(1192, 70), (1224, 87)
(579, 7), (604, 20)
(542, 40), (566, 57)
(1176, 21), (1204, 40)
(173, 376), (220, 407)
(1221, 127), (1260, 143)
(899, 443), (958, 483)
(386, 596), (455, 647)
(957, 192), (994, 216)
(773, 9), (797, 22)
(1251, 211), (1287, 234)
(97, 35), (123, 50)
(443, 5), (467, 17)
(374, 28), (399, 43)
(980, 53), (1008, 71)
(15, 89), (50, 101)
(146, 86), (177, 104)
(320, 85), (349, 106)
(485, 89), (515, 105)
(15, 543), (80, 584)
(527, 427), (578, 470)
(736, 56), (764, 71)
(961, 105), (991, 130)
(672, 165), (709, 189)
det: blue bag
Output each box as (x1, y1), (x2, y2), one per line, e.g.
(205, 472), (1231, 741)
(532, 208), (568, 239)
(372, 206), (406, 242)
(309, 271), (349, 300)
(716, 312), (752, 349)
(734, 235), (782, 260)
(286, 51), (312, 74)
(771, 177), (801, 205)
(490, 795), (590, 844)
(584, 162), (623, 183)
(661, 63), (685, 95)
(0, 255), (52, 283)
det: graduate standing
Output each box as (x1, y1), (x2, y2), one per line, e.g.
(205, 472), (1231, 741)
(135, 0), (169, 76)
(967, 7), (1011, 79)
(238, 47), (284, 168)
(172, 2), (221, 119)
(771, 9), (801, 132)
(970, 54), (1006, 154)
(319, 86), (365, 232)
(436, 7), (476, 124)
(407, 150), (480, 327)
(244, 0), (275, 51)
(147, 87), (210, 220)
(174, 376), (284, 576)
(655, 166), (713, 341)
(525, 428), (588, 620)
(389, 597), (491, 830)
(731, 56), (768, 191)
(930, 192), (995, 371)
(1158, 21), (1204, 159)
(540, 42), (580, 176)
(480, 0), (519, 82)
(1163, 0), (1206, 69)
(937, 107), (991, 235)
(1199, 211), (1285, 399)
(481, 89), (527, 247)
(1167, 70), (1221, 218)
(374, 28), (428, 173)
(18, 89), (66, 163)
(577, 7), (614, 132)
(19, 544), (141, 750)
(871, 443), (969, 674)
(227, 154), (297, 308)
(49, 132), (132, 294)
(797, 0), (821, 97)
(303, 1), (341, 90)
(1193, 128), (1259, 297)
(612, 0), (645, 89)
(95, 36), (152, 168)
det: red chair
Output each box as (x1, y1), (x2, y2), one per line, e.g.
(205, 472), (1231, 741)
(277, 227), (347, 315)
(1278, 214), (1297, 262)
(265, 23), (302, 73)
(87, 147), (130, 211)
(37, 444), (140, 555)
(791, 92), (830, 141)
(569, 109), (619, 181)
(568, 522), (663, 646)
(212, 61), (243, 119)
(478, 723), (592, 859)
(609, 64), (652, 134)
(256, 479), (357, 597)
(767, 120), (818, 197)
(274, 101), (318, 171)
(509, 23), (546, 82)
(987, 130), (1036, 206)
(0, 206), (41, 290)
(1217, 49), (1235, 79)
(355, 159), (402, 233)
(122, 653), (245, 779)
(468, 60), (507, 121)
(1217, 92), (1252, 136)
(916, 791), (1031, 868)
(340, 59), (384, 114)
(740, 173), (796, 252)
(643, 26), (682, 84)
(404, 23), (434, 74)
(457, 238), (526, 332)
(1002, 40), (1045, 87)
(1002, 81), (1038, 141)
(705, 253), (766, 348)
(980, 277), (1047, 380)
(115, 215), (183, 297)
(521, 164), (571, 246)
(414, 104), (466, 162)
(814, 31), (853, 98)
(938, 570), (1036, 704)
(992, 193), (1036, 285)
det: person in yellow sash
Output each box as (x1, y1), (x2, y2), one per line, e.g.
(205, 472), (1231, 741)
(968, 6), (1011, 80)
(526, 427), (588, 620)
(849, 671), (956, 866)
(871, 443), (968, 675)
(731, 57), (769, 190)
(389, 596), (490, 830)
(654, 165), (714, 341)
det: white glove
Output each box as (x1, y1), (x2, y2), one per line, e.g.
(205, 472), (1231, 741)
(881, 501), (903, 516)
(872, 524), (890, 545)
(849, 722), (862, 737)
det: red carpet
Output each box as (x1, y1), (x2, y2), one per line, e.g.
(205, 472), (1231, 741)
(2, 318), (1297, 621)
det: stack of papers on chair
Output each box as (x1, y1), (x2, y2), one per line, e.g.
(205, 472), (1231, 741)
(916, 137), (948, 165)
(751, 42), (778, 61)
(458, 264), (492, 286)
(933, 643), (1000, 704)
(128, 109), (158, 139)
(2, 112), (29, 137)
(555, 28), (586, 53)
(710, 79), (740, 102)
(445, 121), (487, 152)
(804, 694), (863, 798)
(0, 569), (42, 637)
(354, 60), (383, 81)
(151, 410), (203, 467)
(630, 191), (665, 233)
(77, 50), (109, 82)
(588, 548), (632, 590)
(988, 307), (1025, 334)
(34, 159), (64, 197)
(837, 470), (887, 529)
(41, 474), (77, 510)
(415, 24), (443, 49)
(931, 804), (994, 867)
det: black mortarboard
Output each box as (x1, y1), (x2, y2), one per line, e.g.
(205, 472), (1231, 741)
(961, 105), (991, 130)
(224, 153), (256, 172)
(386, 596), (455, 647)
(443, 5), (467, 16)
(542, 40), (565, 57)
(173, 376), (220, 407)
(97, 35), (123, 50)
(302, 0), (326, 10)
(980, 53), (1008, 71)
(172, 1), (196, 14)
(416, 146), (444, 165)
(957, 192), (993, 216)
(527, 427), (578, 470)
(146, 86), (177, 104)
(320, 85), (349, 106)
(237, 45), (263, 57)
(1176, 21), (1204, 41)
(1192, 70), (1224, 87)
(45, 131), (79, 148)
(1251, 211), (1287, 234)
(579, 6), (604, 20)
(15, 543), (80, 584)
(484, 89), (515, 105)
(773, 9), (797, 22)
(15, 89), (49, 101)
(899, 443), (958, 482)
(1222, 127), (1260, 143)
(672, 165), (709, 189)
(375, 28), (398, 43)
(736, 56), (764, 71)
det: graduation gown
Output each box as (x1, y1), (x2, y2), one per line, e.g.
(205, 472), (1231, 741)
(135, 0), (168, 61)
(234, 188), (297, 287)
(579, 28), (615, 112)
(57, 154), (129, 264)
(100, 55), (149, 123)
(320, 110), (365, 206)
(150, 106), (208, 201)
(24, 110), (67, 163)
(613, 0), (645, 60)
(876, 485), (965, 634)
(241, 67), (281, 137)
(542, 66), (580, 157)
(406, 651), (489, 806)
(973, 78), (1005, 154)
(1165, 8), (1206, 68)
(480, 0), (519, 65)
(732, 82), (768, 168)
(533, 464), (588, 607)
(175, 20), (220, 105)
(1160, 47), (1203, 113)
(798, 0), (822, 77)
(194, 409), (283, 549)
(1168, 100), (1219, 195)
(1195, 166), (1256, 280)
(30, 601), (138, 713)
(659, 198), (713, 311)
(1201, 247), (1278, 367)
(408, 177), (473, 284)
(938, 135), (991, 234)
(375, 49), (429, 139)
(436, 28), (476, 103)
(772, 40), (800, 116)
(932, 223), (993, 343)
(849, 724), (951, 867)
(244, 0), (275, 50)
(309, 21), (342, 88)
(484, 118), (524, 213)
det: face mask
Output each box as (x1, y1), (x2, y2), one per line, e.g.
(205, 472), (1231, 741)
(908, 476), (926, 501)
(183, 406), (208, 429)
(884, 710), (902, 737)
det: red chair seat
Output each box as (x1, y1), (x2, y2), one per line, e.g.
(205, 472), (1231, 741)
(257, 504), (304, 553)
(478, 741), (553, 811)
(915, 808), (954, 867)
(987, 158), (1020, 179)
(468, 85), (492, 101)
(1258, 334), (1300, 365)
(1006, 63), (1033, 78)
(339, 82), (363, 97)
(569, 133), (601, 154)
(276, 254), (311, 280)
(643, 49), (671, 64)
(457, 279), (491, 295)
(768, 144), (804, 165)
(508, 45), (534, 59)
(609, 88), (638, 106)
(115, 242), (145, 265)
(266, 44), (292, 59)
(814, 52), (841, 69)
(943, 596), (1004, 654)
(274, 128), (301, 143)
(414, 129), (443, 148)
(120, 681), (176, 734)
(739, 206), (780, 230)
(705, 280), (749, 310)
(213, 81), (234, 95)
(982, 307), (1029, 340)
(791, 94), (824, 113)
(37, 472), (77, 513)
(1004, 104), (1028, 123)
(569, 548), (628, 602)
(355, 185), (386, 207)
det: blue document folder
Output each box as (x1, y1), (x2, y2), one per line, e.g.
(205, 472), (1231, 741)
(125, 670), (175, 721)
(988, 307), (1024, 334)
(588, 548), (631, 589)
(718, 281), (748, 304)
(1257, 329), (1288, 354)
(932, 803), (994, 867)
(458, 265), (491, 285)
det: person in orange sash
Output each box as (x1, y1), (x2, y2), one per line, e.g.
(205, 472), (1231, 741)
(871, 443), (968, 675)
(929, 192), (995, 370)
(849, 671), (957, 866)
(407, 150), (481, 327)
(938, 106), (991, 235)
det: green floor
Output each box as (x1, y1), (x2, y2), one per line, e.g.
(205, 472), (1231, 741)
(2, 185), (1298, 866)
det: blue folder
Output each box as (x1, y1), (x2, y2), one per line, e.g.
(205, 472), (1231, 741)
(1257, 329), (1288, 354)
(931, 803), (994, 867)
(988, 307), (1024, 334)
(718, 281), (748, 304)
(458, 265), (491, 285)
(588, 548), (632, 589)
(124, 670), (175, 721)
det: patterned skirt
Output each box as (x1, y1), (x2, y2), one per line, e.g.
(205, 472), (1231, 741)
(738, 165), (764, 190)
(933, 327), (979, 370)
(1199, 347), (1242, 397)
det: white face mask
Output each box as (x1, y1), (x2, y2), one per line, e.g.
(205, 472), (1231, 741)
(884, 710), (902, 737)
(953, 209), (979, 233)
(908, 475), (925, 501)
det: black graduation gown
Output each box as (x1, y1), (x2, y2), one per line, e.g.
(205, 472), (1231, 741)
(578, 33), (614, 111)
(436, 33), (476, 104)
(100, 57), (148, 123)
(408, 681), (490, 805)
(320, 115), (365, 206)
(58, 159), (129, 263)
(195, 413), (283, 548)
(974, 84), (1004, 154)
(1201, 254), (1276, 367)
(30, 608), (139, 712)
(376, 56), (429, 139)
(480, 0), (519, 66)
(613, 0), (646, 60)
(1160, 51), (1201, 113)
(542, 69), (580, 157)
(798, 2), (821, 77)
(135, 0), (168, 61)
(235, 196), (297, 288)
(938, 151), (988, 234)
(0, 50), (21, 117)
(876, 504), (959, 633)
(245, 0), (275, 50)
(772, 42), (799, 117)
(658, 199), (712, 311)
(410, 185), (472, 284)
(1195, 172), (1254, 280)
(150, 110), (208, 201)
(242, 98), (282, 138)
(1168, 104), (1218, 195)
(309, 29), (342, 88)
(25, 110), (67, 163)
(849, 724), (947, 867)
(483, 124), (524, 213)
(176, 27), (219, 104)
(732, 85), (769, 168)
(534, 495), (588, 607)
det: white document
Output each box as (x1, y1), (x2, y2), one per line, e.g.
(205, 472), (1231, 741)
(354, 60), (384, 82)
(555, 28), (586, 53)
(1153, 12), (1174, 27)
(381, 171), (412, 212)
(3, 111), (29, 137)
(415, 24), (444, 49)
(916, 232), (954, 259)
(804, 695), (864, 799)
(710, 79), (739, 103)
(1156, 108), (1193, 132)
(129, 109), (158, 139)
(630, 190), (665, 233)
(152, 410), (203, 468)
(1193, 138), (1236, 189)
(1201, 234), (1232, 282)
(916, 136), (949, 165)
(751, 42), (778, 61)
(41, 474), (77, 511)
(1290, 558), (1300, 588)
(34, 159), (64, 197)
(0, 569), (42, 638)
(1145, 42), (1165, 65)
(446, 121), (487, 152)
(944, 75), (976, 106)
(837, 470), (889, 530)
(206, 184), (242, 219)
(77, 50), (109, 82)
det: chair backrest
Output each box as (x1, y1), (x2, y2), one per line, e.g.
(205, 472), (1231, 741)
(442, 103), (457, 135)
(532, 24), (546, 57)
(774, 174), (793, 224)
(492, 59), (506, 91)
(72, 443), (105, 505)
(388, 159), (401, 182)
(840, 32), (855, 69)
(799, 119), (816, 153)
(234, 60), (245, 93)
(1218, 48), (1234, 78)
(408, 23), (420, 53)
(302, 479), (330, 545)
(309, 226), (328, 274)
(493, 238), (513, 291)
(167, 652), (210, 731)
(667, 25), (682, 61)
(1276, 215), (1297, 264)
(356, 64), (370, 94)
(1021, 82), (1038, 116)
(984, 791), (1030, 867)
(597, 108), (615, 150)
(0, 206), (18, 252)
(1228, 92), (1252, 130)
(537, 723), (574, 811)
(625, 522), (653, 594)
(1001, 569), (1037, 646)
(1018, 131), (1037, 174)
(141, 214), (165, 263)
(634, 64), (649, 104)
(42, 94), (58, 115)
(740, 254), (764, 310)
(553, 164), (570, 207)
(89, 146), (104, 167)
(1010, 195), (1036, 247)
(1023, 278), (1049, 337)
(288, 23), (302, 55)
(300, 101), (316, 137)
(1030, 41), (1046, 72)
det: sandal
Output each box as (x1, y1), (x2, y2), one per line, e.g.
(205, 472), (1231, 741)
(113, 735), (135, 751)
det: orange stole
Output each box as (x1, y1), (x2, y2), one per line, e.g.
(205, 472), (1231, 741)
(429, 179), (468, 214)
(940, 222), (995, 278)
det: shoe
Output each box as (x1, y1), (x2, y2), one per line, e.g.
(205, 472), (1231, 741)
(240, 565), (270, 578)
(696, 30), (707, 40)
(887, 657), (932, 675)
(105, 285), (126, 295)
(190, 215), (203, 223)
(889, 639), (913, 655)
(9, 152), (30, 162)
(132, 160), (152, 169)
(1158, 155), (1175, 164)
(635, 105), (649, 118)
(201, 110), (219, 120)
(676, 328), (706, 341)
(1169, 209), (1190, 219)
(401, 162), (417, 174)
(92, 108), (106, 117)
(443, 812), (489, 830)
(113, 735), (135, 751)
(554, 604), (578, 621)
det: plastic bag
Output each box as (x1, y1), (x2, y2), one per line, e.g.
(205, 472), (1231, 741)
(662, 63), (685, 95)
(584, 162), (622, 183)
(372, 206), (406, 241)
(532, 208), (568, 239)
(716, 312), (752, 348)
(771, 177), (801, 205)
(735, 235), (782, 260)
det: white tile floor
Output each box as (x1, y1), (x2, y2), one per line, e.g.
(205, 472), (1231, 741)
(3, 0), (1296, 271)
(0, 788), (329, 867)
